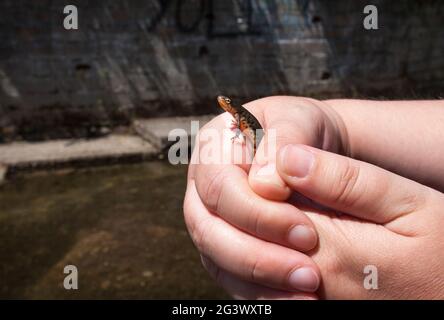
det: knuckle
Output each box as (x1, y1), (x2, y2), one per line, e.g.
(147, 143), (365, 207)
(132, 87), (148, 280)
(248, 203), (284, 241)
(193, 216), (216, 254)
(240, 252), (265, 284)
(249, 257), (262, 283)
(203, 166), (229, 213)
(245, 198), (262, 235)
(330, 158), (362, 208)
(244, 253), (272, 286)
(394, 186), (428, 217)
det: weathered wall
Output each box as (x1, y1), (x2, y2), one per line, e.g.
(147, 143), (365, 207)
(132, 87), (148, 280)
(0, 0), (443, 141)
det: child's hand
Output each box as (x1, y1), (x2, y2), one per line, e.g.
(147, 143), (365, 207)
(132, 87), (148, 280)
(184, 96), (444, 299)
(245, 96), (349, 201)
(195, 144), (444, 299)
(184, 96), (348, 298)
(273, 144), (444, 299)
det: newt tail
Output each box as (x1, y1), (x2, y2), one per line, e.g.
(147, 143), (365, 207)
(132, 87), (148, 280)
(217, 95), (264, 155)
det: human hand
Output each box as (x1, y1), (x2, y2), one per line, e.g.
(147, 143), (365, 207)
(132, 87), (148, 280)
(227, 144), (444, 299)
(183, 96), (349, 299)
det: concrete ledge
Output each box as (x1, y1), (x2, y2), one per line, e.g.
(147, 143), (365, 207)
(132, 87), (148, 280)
(0, 134), (157, 176)
(0, 115), (217, 178)
(133, 115), (215, 150)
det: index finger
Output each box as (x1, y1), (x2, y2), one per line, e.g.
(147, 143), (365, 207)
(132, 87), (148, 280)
(194, 161), (318, 252)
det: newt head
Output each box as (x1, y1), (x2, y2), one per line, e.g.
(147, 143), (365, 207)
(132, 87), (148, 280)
(217, 95), (236, 115)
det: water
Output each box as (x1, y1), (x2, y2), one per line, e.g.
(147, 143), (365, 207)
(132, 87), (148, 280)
(0, 161), (228, 299)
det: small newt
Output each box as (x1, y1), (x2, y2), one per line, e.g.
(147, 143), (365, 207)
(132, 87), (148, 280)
(217, 95), (264, 155)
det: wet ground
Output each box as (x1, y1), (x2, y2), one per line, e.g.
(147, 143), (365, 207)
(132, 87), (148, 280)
(0, 161), (228, 299)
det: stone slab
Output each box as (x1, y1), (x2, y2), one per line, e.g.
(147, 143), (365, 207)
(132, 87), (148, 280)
(0, 134), (157, 173)
(133, 115), (216, 150)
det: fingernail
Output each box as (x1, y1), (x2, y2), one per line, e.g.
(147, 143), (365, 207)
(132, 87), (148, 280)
(256, 163), (276, 176)
(253, 163), (287, 189)
(289, 267), (320, 292)
(280, 145), (314, 178)
(288, 225), (317, 250)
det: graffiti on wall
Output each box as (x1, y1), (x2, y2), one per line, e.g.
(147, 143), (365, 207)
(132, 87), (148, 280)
(144, 0), (261, 37)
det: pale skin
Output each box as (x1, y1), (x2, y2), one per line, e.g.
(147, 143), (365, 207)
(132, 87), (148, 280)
(183, 96), (444, 299)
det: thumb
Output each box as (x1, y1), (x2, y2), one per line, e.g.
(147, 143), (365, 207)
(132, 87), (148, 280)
(249, 127), (315, 201)
(276, 144), (429, 224)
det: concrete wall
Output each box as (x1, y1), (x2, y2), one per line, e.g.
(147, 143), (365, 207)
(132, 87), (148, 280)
(0, 0), (443, 141)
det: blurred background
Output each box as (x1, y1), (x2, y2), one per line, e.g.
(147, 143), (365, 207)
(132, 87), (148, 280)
(0, 0), (443, 298)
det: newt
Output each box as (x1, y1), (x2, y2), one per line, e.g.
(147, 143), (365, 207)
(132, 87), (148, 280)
(217, 95), (264, 155)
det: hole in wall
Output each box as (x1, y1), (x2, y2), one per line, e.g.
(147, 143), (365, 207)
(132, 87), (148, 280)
(321, 71), (331, 80)
(198, 45), (209, 57)
(312, 15), (322, 23)
(75, 64), (91, 71)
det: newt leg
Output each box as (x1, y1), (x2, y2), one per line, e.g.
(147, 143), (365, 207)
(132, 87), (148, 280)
(229, 119), (238, 130)
(229, 114), (245, 143)
(230, 130), (246, 145)
(230, 129), (241, 142)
